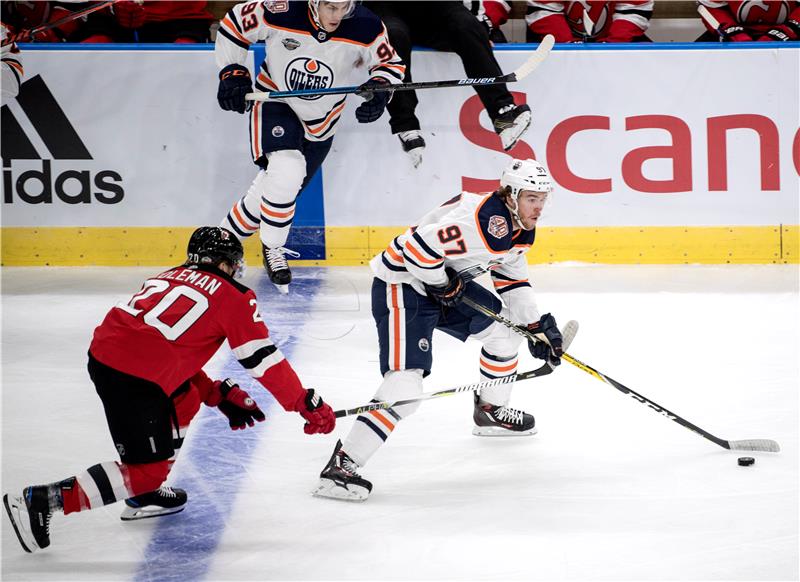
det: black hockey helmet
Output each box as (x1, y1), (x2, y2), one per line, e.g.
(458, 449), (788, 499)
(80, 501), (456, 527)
(186, 227), (244, 272)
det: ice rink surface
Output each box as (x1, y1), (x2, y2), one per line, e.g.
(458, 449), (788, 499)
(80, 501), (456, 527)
(1, 264), (798, 581)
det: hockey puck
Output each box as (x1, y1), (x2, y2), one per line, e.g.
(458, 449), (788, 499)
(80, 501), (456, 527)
(738, 457), (755, 466)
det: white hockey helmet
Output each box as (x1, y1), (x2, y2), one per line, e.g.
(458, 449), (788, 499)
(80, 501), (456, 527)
(309, 0), (357, 28)
(500, 158), (554, 199)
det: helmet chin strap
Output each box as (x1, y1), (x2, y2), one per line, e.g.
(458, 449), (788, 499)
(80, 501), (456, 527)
(505, 198), (527, 231)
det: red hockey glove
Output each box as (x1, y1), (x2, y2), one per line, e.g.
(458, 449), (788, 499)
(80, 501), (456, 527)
(355, 78), (391, 123)
(296, 389), (335, 435)
(424, 268), (466, 308)
(214, 379), (266, 430)
(114, 1), (147, 29)
(524, 313), (564, 366)
(757, 26), (795, 42)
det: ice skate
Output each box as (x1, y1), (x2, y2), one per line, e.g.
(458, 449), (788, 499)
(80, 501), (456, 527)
(3, 484), (57, 552)
(493, 104), (532, 151)
(262, 244), (295, 294)
(312, 440), (372, 502)
(398, 130), (425, 169)
(472, 395), (537, 436)
(120, 486), (187, 521)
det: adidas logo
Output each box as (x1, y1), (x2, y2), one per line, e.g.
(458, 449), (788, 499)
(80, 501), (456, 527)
(2, 75), (124, 204)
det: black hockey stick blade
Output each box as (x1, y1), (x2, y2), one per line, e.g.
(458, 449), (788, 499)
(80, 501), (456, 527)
(245, 35), (554, 102)
(460, 295), (781, 454)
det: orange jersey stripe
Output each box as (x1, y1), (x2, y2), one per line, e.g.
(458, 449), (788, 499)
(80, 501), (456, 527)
(251, 102), (261, 159)
(405, 241), (442, 266)
(369, 410), (395, 431)
(385, 244), (404, 263)
(256, 72), (278, 90)
(221, 16), (250, 45)
(305, 102), (346, 135)
(493, 279), (529, 288)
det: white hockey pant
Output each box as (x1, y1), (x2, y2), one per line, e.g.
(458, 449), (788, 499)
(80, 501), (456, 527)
(342, 369), (424, 467)
(221, 149), (307, 248)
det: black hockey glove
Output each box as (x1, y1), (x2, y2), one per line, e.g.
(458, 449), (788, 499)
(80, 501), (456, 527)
(424, 268), (466, 308)
(355, 78), (391, 123)
(216, 379), (266, 430)
(524, 313), (563, 366)
(719, 25), (752, 42)
(217, 64), (252, 114)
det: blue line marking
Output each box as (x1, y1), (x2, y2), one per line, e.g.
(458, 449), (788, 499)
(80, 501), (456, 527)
(134, 272), (324, 582)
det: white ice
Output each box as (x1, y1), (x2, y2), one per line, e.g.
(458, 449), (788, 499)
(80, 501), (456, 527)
(1, 264), (798, 581)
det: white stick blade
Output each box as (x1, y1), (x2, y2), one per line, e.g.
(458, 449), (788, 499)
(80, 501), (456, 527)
(513, 34), (555, 81)
(729, 439), (781, 452)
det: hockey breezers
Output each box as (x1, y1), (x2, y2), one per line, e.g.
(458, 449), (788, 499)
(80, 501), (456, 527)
(333, 319), (578, 419)
(460, 295), (780, 453)
(245, 35), (555, 102)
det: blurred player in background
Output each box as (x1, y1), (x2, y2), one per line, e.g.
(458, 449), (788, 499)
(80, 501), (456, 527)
(215, 0), (404, 293)
(312, 159), (564, 502)
(3, 227), (335, 553)
(525, 1), (653, 42)
(696, 0), (800, 42)
(1, 23), (23, 99)
(366, 1), (533, 169)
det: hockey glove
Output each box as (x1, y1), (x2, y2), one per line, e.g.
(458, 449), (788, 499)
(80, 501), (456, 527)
(215, 379), (266, 430)
(525, 313), (564, 366)
(217, 64), (253, 114)
(113, 1), (147, 29)
(297, 389), (335, 434)
(355, 78), (391, 123)
(424, 268), (466, 308)
(757, 26), (795, 41)
(719, 25), (753, 42)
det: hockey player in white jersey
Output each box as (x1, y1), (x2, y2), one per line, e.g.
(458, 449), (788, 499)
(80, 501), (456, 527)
(215, 0), (405, 292)
(313, 158), (564, 501)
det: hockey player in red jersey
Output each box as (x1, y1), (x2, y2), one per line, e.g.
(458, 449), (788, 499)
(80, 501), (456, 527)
(312, 159), (564, 502)
(697, 1), (800, 42)
(526, 1), (653, 42)
(215, 0), (405, 293)
(3, 227), (335, 553)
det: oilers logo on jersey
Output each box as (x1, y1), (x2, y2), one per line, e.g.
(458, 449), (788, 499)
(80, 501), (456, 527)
(285, 58), (333, 100)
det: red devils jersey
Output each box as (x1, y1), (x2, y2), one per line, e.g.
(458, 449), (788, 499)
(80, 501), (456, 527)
(527, 1), (653, 42)
(89, 264), (305, 411)
(698, 1), (800, 34)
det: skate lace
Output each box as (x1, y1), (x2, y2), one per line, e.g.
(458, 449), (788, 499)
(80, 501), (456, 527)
(158, 486), (178, 499)
(495, 406), (523, 425)
(265, 247), (300, 270)
(338, 453), (361, 477)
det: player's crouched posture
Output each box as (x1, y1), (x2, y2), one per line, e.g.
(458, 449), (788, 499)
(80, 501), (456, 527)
(3, 227), (335, 553)
(313, 159), (563, 502)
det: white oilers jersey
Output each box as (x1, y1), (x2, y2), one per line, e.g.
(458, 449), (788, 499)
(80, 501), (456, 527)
(1, 24), (23, 99)
(216, 1), (404, 141)
(370, 191), (542, 324)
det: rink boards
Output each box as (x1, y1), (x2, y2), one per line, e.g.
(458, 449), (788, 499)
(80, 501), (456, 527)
(1, 43), (798, 265)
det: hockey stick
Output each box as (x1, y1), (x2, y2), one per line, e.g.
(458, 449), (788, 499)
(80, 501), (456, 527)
(245, 34), (555, 102)
(3, 1), (118, 45)
(583, 9), (595, 40)
(459, 294), (780, 453)
(333, 319), (579, 419)
(697, 4), (725, 41)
